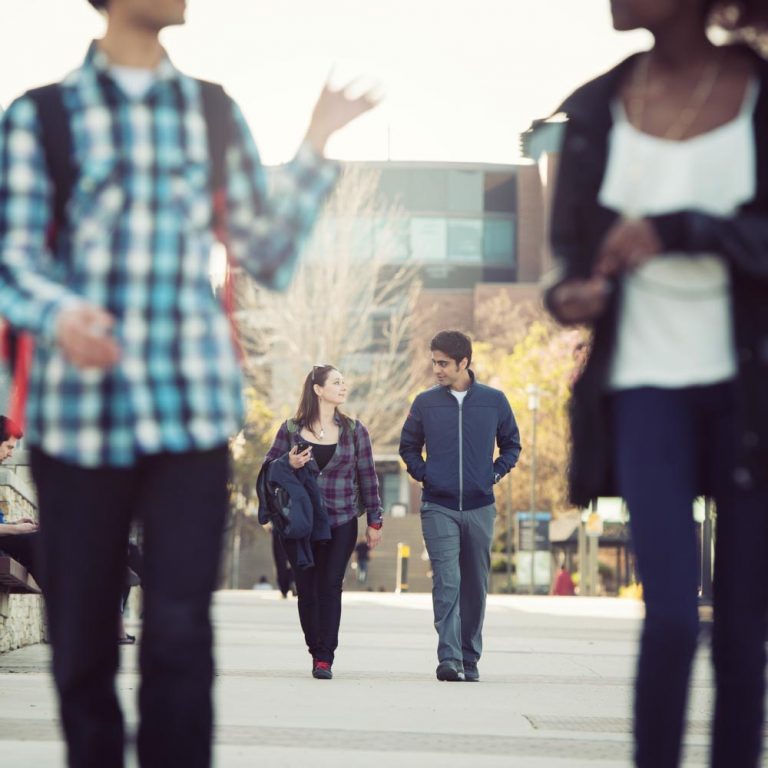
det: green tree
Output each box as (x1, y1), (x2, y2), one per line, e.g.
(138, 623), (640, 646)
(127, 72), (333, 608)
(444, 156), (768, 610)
(474, 304), (584, 517)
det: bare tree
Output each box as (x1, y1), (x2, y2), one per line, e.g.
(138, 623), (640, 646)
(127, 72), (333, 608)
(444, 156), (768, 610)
(235, 166), (421, 450)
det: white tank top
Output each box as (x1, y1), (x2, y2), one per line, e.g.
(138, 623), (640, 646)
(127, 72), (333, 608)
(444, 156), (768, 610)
(598, 79), (758, 390)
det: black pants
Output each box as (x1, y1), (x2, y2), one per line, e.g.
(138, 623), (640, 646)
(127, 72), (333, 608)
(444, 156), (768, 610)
(31, 446), (228, 768)
(613, 384), (768, 768)
(0, 530), (41, 582)
(282, 516), (357, 664)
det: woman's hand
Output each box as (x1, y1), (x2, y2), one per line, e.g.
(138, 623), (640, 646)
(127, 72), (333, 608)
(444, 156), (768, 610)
(288, 446), (312, 470)
(594, 217), (663, 277)
(549, 277), (611, 324)
(366, 526), (382, 550)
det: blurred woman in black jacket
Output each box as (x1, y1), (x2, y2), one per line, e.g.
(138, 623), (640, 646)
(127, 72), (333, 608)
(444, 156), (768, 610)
(546, 2), (768, 766)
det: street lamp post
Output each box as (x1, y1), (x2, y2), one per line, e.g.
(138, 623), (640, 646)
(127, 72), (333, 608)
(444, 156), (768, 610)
(526, 384), (540, 594)
(506, 476), (513, 591)
(231, 491), (244, 589)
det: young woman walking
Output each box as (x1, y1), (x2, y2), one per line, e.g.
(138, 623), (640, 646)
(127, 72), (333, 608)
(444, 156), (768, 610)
(264, 364), (383, 679)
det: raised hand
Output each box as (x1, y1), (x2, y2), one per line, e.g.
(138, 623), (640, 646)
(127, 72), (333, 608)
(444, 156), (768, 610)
(304, 79), (382, 155)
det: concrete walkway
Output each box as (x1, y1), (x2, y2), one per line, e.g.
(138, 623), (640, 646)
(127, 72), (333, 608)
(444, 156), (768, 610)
(0, 591), (757, 767)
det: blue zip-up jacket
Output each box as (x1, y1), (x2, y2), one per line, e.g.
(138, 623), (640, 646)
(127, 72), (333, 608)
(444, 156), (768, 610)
(399, 371), (522, 511)
(257, 455), (331, 569)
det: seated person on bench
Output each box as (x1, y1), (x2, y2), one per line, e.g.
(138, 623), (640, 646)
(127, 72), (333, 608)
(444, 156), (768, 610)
(0, 416), (40, 582)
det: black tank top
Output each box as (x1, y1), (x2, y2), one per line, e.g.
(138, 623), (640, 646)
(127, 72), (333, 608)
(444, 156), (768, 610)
(308, 442), (336, 471)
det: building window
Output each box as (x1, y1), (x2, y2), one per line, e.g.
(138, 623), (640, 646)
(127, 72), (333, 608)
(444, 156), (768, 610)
(447, 219), (483, 263)
(410, 217), (446, 262)
(483, 218), (515, 266)
(484, 173), (517, 213)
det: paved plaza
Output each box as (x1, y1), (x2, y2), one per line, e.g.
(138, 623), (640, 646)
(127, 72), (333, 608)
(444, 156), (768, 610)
(0, 591), (760, 767)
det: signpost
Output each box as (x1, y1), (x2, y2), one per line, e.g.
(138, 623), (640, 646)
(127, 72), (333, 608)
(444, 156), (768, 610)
(516, 511), (551, 593)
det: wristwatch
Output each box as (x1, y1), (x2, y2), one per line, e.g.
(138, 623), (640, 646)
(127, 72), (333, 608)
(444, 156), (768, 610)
(494, 472), (501, 485)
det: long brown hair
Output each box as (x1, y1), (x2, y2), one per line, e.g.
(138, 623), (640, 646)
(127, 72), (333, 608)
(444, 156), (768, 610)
(293, 364), (352, 438)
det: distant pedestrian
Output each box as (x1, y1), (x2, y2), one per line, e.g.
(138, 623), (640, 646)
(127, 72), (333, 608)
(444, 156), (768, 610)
(0, 417), (39, 582)
(272, 528), (296, 598)
(254, 575), (272, 591)
(550, 565), (575, 597)
(354, 539), (371, 583)
(399, 330), (521, 682)
(263, 364), (383, 679)
(545, 1), (768, 765)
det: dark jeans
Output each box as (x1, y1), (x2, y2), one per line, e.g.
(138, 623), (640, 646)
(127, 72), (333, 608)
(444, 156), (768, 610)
(31, 446), (229, 768)
(282, 516), (358, 664)
(0, 530), (41, 581)
(612, 384), (768, 768)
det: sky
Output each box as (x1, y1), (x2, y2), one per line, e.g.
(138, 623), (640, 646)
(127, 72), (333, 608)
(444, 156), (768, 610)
(0, 0), (650, 164)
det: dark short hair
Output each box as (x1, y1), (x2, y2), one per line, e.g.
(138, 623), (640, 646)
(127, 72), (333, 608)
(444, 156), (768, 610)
(87, 0), (108, 9)
(430, 330), (472, 367)
(0, 416), (23, 443)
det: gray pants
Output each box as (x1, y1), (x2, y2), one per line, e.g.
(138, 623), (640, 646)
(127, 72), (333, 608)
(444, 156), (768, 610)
(421, 501), (496, 665)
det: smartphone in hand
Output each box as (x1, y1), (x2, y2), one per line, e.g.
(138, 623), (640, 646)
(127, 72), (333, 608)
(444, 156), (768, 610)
(295, 441), (311, 454)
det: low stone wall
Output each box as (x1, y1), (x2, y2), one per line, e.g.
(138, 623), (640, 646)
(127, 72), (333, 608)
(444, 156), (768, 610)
(0, 592), (44, 652)
(0, 467), (45, 653)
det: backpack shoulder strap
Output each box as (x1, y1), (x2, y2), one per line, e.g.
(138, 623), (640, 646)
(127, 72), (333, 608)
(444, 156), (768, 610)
(286, 419), (299, 434)
(197, 79), (230, 218)
(25, 83), (75, 234)
(347, 417), (359, 458)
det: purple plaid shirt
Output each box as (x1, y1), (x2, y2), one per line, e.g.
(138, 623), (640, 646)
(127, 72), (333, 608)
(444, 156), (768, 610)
(265, 417), (383, 529)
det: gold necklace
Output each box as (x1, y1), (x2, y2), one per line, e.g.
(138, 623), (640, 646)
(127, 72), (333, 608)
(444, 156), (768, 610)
(628, 50), (724, 141)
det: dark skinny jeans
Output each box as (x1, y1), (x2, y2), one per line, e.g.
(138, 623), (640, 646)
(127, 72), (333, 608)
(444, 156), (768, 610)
(613, 384), (768, 768)
(282, 515), (358, 664)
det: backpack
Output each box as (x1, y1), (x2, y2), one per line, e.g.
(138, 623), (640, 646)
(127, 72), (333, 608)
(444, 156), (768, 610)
(255, 459), (294, 536)
(1, 79), (236, 427)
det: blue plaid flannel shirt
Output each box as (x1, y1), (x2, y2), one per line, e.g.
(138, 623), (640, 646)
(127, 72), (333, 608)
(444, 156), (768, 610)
(0, 44), (338, 467)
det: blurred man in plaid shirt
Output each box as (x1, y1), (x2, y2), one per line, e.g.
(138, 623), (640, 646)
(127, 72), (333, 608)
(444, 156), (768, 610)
(0, 0), (377, 765)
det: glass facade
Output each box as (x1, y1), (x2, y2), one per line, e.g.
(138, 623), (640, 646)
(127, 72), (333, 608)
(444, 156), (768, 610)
(373, 166), (517, 273)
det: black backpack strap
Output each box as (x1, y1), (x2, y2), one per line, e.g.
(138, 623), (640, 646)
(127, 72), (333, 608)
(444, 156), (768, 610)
(347, 417), (359, 458)
(197, 79), (231, 226)
(25, 83), (75, 236)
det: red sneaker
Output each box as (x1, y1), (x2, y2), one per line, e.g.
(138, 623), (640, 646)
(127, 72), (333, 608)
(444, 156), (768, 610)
(312, 660), (333, 680)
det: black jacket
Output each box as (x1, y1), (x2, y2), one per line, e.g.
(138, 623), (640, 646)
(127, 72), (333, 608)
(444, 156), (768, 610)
(545, 47), (768, 507)
(399, 371), (521, 511)
(257, 455), (331, 569)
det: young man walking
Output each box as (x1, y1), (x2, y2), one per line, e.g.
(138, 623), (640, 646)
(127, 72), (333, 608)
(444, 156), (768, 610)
(0, 1), (375, 765)
(399, 330), (521, 682)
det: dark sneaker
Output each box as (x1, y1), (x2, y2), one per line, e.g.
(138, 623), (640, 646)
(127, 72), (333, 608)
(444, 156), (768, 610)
(312, 660), (333, 680)
(436, 660), (465, 682)
(463, 661), (479, 682)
